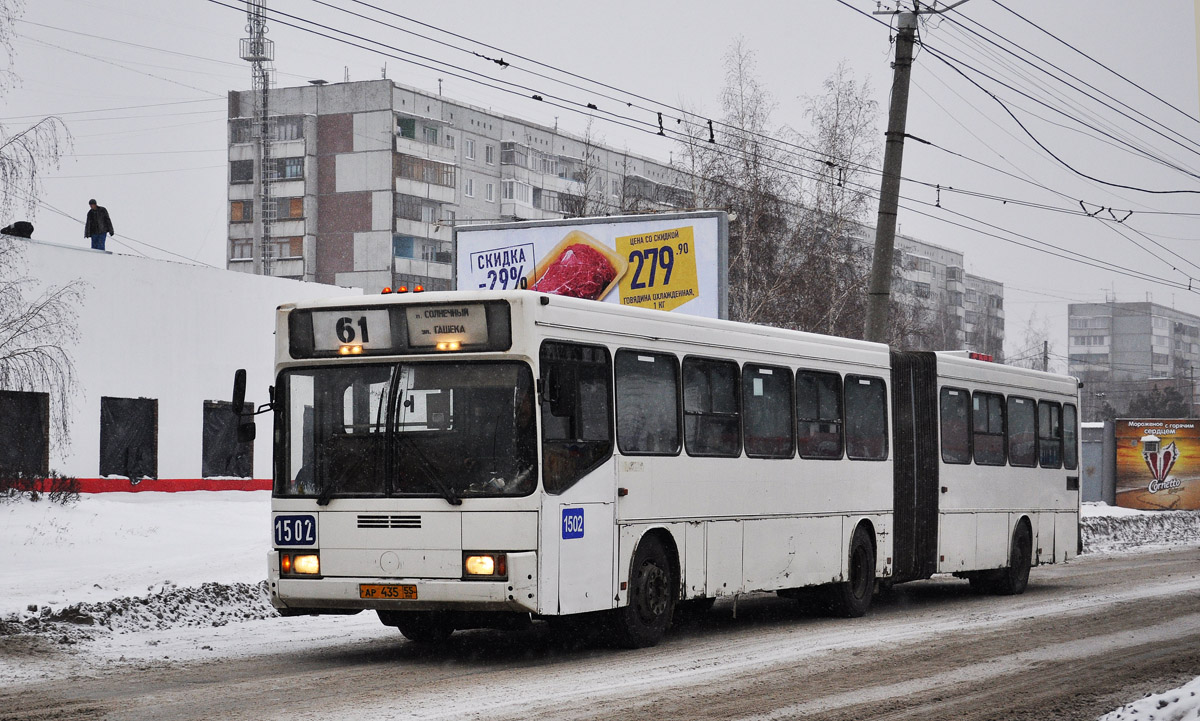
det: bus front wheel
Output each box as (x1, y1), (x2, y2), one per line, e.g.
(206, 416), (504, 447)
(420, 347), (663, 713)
(826, 525), (876, 618)
(611, 535), (676, 648)
(378, 610), (454, 644)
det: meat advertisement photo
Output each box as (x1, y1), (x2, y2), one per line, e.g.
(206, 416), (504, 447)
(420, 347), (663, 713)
(454, 212), (727, 320)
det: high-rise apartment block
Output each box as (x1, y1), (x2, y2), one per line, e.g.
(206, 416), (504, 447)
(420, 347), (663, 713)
(1068, 301), (1200, 418)
(226, 79), (693, 291)
(225, 78), (1003, 354)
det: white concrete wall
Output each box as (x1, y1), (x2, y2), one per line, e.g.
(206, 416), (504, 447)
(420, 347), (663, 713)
(12, 240), (360, 481)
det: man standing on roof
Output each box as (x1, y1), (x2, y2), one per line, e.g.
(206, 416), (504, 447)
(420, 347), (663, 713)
(84, 199), (114, 251)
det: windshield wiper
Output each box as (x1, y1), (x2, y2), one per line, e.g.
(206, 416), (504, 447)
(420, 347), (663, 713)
(397, 434), (461, 506)
(316, 480), (337, 506)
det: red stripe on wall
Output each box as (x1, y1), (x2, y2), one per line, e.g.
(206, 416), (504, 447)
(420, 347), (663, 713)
(40, 478), (273, 493)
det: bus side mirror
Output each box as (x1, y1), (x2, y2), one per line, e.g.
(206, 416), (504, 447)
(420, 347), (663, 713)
(232, 369), (248, 414)
(232, 368), (256, 442)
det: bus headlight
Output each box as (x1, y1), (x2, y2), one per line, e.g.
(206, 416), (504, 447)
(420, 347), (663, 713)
(280, 552), (320, 576)
(463, 553), (507, 579)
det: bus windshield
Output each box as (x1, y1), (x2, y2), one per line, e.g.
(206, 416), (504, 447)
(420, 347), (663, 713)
(276, 361), (536, 500)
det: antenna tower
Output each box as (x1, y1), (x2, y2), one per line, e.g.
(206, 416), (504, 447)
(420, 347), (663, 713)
(240, 0), (275, 275)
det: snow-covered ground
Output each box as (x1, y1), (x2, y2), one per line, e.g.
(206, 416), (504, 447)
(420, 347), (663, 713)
(2, 492), (1200, 720)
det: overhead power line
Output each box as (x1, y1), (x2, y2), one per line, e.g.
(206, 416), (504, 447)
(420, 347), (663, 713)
(197, 0), (1199, 295)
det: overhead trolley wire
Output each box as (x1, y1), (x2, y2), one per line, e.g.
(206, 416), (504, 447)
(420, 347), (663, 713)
(203, 0), (1198, 294)
(991, 0), (1200, 129)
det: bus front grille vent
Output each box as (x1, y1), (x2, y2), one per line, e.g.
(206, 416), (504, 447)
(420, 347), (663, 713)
(357, 514), (422, 529)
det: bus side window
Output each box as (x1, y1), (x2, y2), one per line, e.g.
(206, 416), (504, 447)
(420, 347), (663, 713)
(614, 350), (681, 456)
(939, 387), (970, 464)
(796, 370), (842, 459)
(1007, 396), (1037, 467)
(845, 375), (888, 461)
(972, 391), (1006, 466)
(743, 364), (794, 458)
(539, 342), (613, 495)
(1038, 400), (1062, 469)
(683, 357), (741, 457)
(1063, 403), (1079, 470)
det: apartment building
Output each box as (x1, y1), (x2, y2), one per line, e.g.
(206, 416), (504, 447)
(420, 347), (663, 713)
(226, 79), (693, 292)
(225, 78), (1002, 353)
(1069, 301), (1200, 418)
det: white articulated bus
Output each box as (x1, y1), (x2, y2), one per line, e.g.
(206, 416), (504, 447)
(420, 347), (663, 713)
(242, 289), (1080, 647)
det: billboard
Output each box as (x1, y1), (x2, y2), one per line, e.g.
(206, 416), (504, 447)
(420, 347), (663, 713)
(453, 211), (728, 319)
(1114, 418), (1200, 510)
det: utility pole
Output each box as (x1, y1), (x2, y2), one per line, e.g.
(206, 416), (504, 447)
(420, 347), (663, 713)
(1043, 340), (1049, 372)
(864, 1), (970, 344)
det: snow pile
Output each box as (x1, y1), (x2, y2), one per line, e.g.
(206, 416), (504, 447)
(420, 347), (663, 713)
(1097, 676), (1200, 721)
(1080, 502), (1200, 553)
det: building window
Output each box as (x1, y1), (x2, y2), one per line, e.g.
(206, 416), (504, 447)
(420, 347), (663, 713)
(202, 401), (253, 478)
(397, 117), (416, 139)
(485, 144), (495, 165)
(273, 157), (304, 180)
(230, 160), (253, 184)
(393, 235), (414, 258)
(485, 183), (494, 202)
(465, 138), (475, 160)
(397, 154), (455, 188)
(421, 125), (438, 145)
(230, 238), (252, 260)
(445, 133), (455, 150)
(100, 397), (158, 479)
(395, 194), (439, 223)
(274, 116), (303, 141)
(275, 197), (304, 219)
(501, 180), (531, 204)
(230, 200), (252, 223)
(464, 177), (475, 197)
(270, 237), (303, 259)
(0, 390), (49, 476)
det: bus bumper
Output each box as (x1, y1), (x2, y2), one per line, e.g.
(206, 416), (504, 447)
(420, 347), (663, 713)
(267, 550), (538, 614)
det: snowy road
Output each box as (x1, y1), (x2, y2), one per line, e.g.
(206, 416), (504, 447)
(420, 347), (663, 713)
(3, 545), (1198, 721)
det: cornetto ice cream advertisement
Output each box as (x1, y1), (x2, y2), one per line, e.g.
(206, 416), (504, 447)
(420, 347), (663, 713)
(454, 213), (726, 319)
(1114, 418), (1200, 510)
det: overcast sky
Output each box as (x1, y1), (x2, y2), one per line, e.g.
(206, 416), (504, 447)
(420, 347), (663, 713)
(5, 1), (1199, 367)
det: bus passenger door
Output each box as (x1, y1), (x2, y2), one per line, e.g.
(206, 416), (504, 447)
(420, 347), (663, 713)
(557, 502), (615, 614)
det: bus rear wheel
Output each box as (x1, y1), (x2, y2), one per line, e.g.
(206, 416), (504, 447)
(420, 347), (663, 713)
(826, 525), (876, 618)
(968, 522), (1032, 596)
(611, 535), (676, 648)
(992, 522), (1032, 596)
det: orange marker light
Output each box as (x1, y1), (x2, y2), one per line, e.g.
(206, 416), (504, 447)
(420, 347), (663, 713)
(397, 285), (409, 293)
(382, 287), (392, 294)
(414, 284), (425, 292)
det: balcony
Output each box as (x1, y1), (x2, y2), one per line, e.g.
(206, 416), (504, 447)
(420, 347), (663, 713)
(395, 135), (456, 164)
(394, 256), (452, 280)
(395, 177), (455, 204)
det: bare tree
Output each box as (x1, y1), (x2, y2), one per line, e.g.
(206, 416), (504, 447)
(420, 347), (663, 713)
(780, 62), (883, 338)
(1006, 308), (1052, 371)
(0, 2), (80, 454)
(0, 0), (70, 221)
(0, 235), (84, 447)
(560, 118), (611, 217)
